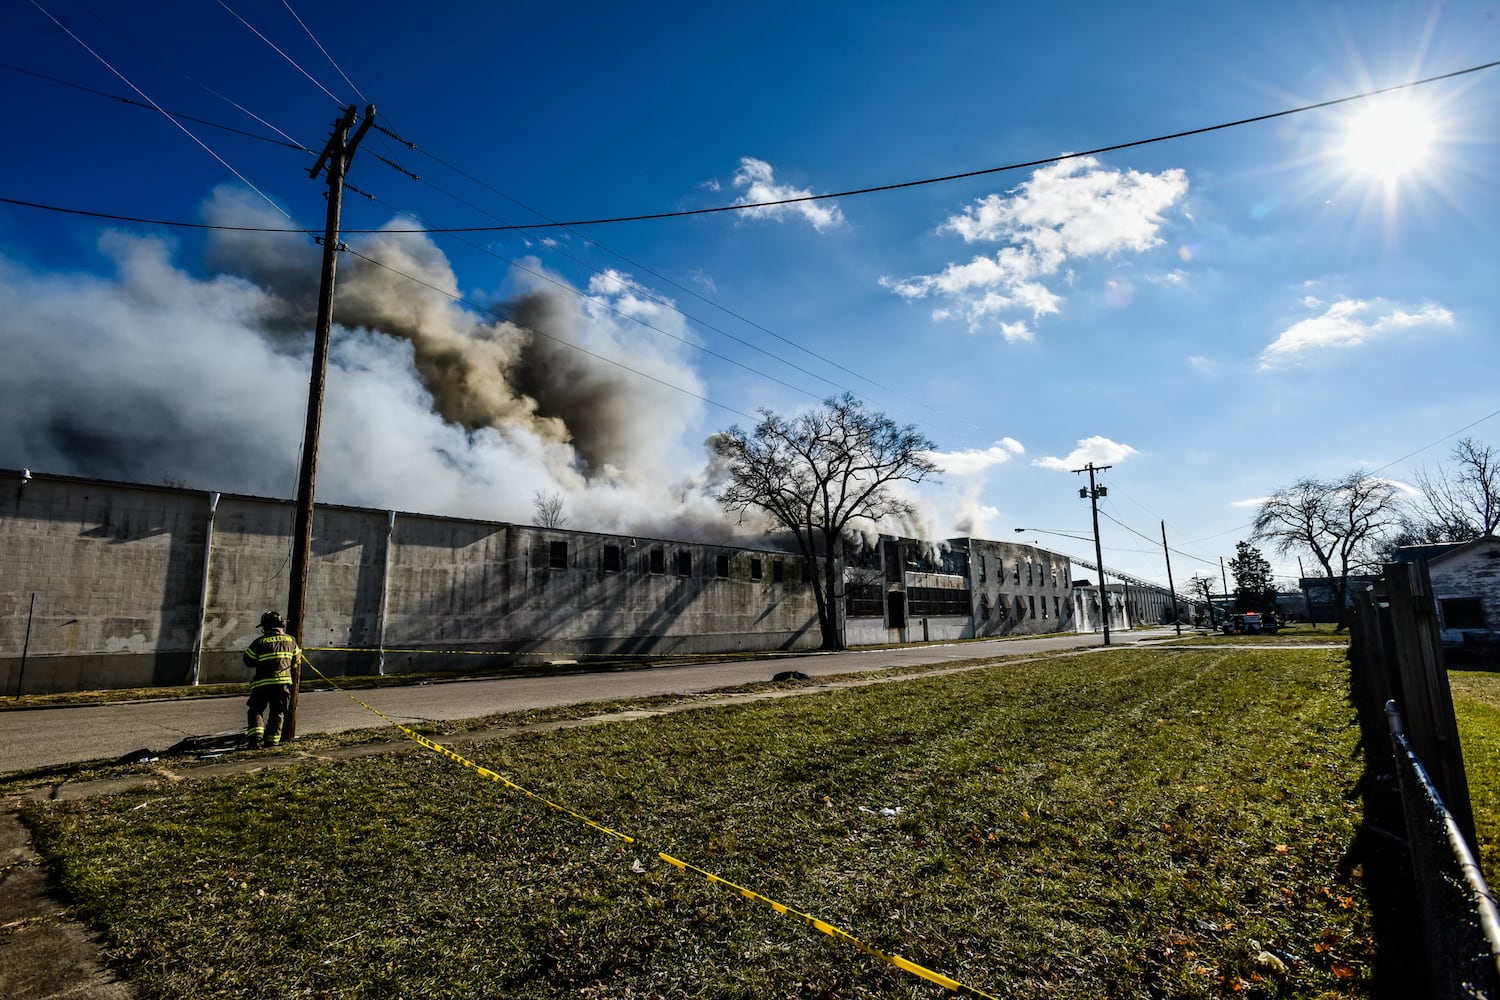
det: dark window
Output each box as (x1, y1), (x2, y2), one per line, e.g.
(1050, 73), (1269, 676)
(997, 593), (1010, 618)
(602, 545), (622, 573)
(549, 540), (568, 569)
(649, 547), (665, 574)
(978, 555), (987, 582)
(846, 584), (883, 617)
(715, 554), (731, 578)
(1013, 563), (1020, 584)
(1028, 595), (1037, 618)
(979, 594), (991, 621)
(772, 560), (785, 583)
(1442, 597), (1486, 629)
(907, 587), (970, 617)
(750, 558), (763, 581)
(1054, 596), (1062, 619)
(887, 591), (907, 628)
(676, 550), (692, 576)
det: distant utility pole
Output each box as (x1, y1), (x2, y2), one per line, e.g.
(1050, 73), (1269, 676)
(1073, 463), (1112, 646)
(1220, 556), (1230, 612)
(286, 103), (374, 741)
(1161, 520), (1182, 637)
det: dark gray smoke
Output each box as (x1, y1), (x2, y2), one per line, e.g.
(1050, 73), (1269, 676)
(0, 187), (730, 536)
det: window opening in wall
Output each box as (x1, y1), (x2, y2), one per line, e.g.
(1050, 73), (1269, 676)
(1028, 595), (1037, 618)
(772, 560), (785, 583)
(907, 587), (969, 617)
(750, 557), (763, 581)
(846, 584), (883, 617)
(549, 540), (568, 569)
(997, 593), (1009, 618)
(1041, 597), (1047, 618)
(1013, 563), (1020, 584)
(978, 555), (986, 582)
(1054, 596), (1062, 619)
(979, 593), (991, 620)
(649, 547), (665, 574)
(602, 545), (622, 573)
(715, 553), (731, 578)
(1441, 597), (1486, 629)
(1016, 596), (1026, 618)
(1051, 567), (1058, 587)
(1026, 563), (1033, 585)
(676, 550), (692, 576)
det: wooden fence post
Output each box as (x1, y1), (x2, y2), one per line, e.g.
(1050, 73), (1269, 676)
(1383, 559), (1478, 851)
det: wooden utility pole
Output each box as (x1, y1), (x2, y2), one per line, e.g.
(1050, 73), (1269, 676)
(1161, 520), (1182, 636)
(285, 104), (374, 741)
(1073, 463), (1112, 645)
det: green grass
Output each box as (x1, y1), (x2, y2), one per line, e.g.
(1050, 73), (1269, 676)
(1450, 669), (1500, 881)
(24, 647), (1373, 999)
(1155, 623), (1351, 647)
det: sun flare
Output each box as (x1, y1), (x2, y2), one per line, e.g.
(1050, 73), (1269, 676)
(1342, 97), (1435, 179)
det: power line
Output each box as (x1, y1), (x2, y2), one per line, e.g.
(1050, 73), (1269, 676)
(321, 58), (1500, 234)
(11, 58), (1498, 237)
(216, 0), (344, 107)
(1, 63), (313, 151)
(28, 0), (305, 231)
(280, 0), (367, 104)
(385, 136), (915, 404)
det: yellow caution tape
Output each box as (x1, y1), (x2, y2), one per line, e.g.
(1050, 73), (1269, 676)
(305, 645), (744, 661)
(302, 661), (996, 998)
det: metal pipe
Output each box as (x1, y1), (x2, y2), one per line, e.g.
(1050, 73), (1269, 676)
(375, 510), (395, 675)
(189, 491), (220, 686)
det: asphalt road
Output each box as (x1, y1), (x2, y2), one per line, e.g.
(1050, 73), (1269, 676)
(1, 629), (1173, 774)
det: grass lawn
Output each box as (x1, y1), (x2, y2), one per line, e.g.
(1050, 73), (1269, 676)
(23, 647), (1374, 999)
(1154, 623), (1351, 647)
(1449, 668), (1500, 881)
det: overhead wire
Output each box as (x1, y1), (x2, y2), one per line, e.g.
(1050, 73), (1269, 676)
(356, 181), (849, 404)
(352, 191), (830, 405)
(1, 63), (312, 151)
(216, 0), (344, 107)
(27, 0), (305, 231)
(12, 57), (1499, 239)
(324, 59), (1500, 235)
(280, 0), (367, 104)
(69, 0), (314, 151)
(381, 130), (912, 403)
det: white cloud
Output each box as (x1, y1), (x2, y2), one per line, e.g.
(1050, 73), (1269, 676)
(1032, 435), (1139, 471)
(884, 156), (1187, 336)
(1231, 496), (1270, 508)
(1187, 354), (1218, 375)
(731, 157), (844, 231)
(1258, 298), (1454, 369)
(925, 438), (1025, 476)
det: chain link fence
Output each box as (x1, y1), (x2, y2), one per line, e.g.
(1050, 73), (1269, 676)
(1387, 702), (1500, 999)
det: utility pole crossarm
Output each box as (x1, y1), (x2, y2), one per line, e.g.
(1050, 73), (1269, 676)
(1073, 463), (1113, 646)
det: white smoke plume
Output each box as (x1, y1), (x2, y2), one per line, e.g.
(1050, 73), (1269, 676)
(0, 187), (741, 539)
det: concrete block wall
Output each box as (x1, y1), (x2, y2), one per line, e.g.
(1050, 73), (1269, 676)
(0, 470), (821, 694)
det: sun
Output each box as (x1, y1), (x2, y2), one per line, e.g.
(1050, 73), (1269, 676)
(1341, 97), (1436, 180)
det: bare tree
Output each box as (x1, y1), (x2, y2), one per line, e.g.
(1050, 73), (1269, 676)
(1251, 473), (1402, 629)
(714, 394), (938, 650)
(531, 490), (568, 529)
(1411, 437), (1500, 540)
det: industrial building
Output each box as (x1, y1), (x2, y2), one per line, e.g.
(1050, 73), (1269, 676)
(1, 469), (1188, 695)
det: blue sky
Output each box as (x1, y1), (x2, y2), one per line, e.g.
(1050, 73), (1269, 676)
(2, 1), (1498, 591)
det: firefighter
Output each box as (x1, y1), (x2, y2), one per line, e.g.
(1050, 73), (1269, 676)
(241, 611), (301, 749)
